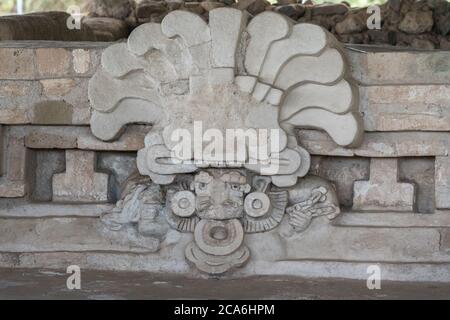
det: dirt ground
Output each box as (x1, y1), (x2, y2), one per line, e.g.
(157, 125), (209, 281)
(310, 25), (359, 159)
(0, 268), (449, 300)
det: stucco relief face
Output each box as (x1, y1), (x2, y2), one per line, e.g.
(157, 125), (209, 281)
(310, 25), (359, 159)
(89, 8), (362, 274)
(193, 171), (250, 220)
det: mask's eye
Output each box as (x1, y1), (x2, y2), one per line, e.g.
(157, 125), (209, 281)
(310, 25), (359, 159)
(230, 184), (239, 191)
(198, 183), (206, 190)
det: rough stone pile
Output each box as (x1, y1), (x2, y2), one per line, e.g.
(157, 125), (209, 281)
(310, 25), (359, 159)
(0, 0), (449, 49)
(86, 0), (450, 49)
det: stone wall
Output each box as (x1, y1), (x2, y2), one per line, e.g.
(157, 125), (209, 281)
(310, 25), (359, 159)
(115, 0), (450, 49)
(1, 0), (449, 48)
(0, 40), (449, 281)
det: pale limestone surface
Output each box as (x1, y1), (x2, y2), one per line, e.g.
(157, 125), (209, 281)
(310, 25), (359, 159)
(435, 157), (450, 209)
(353, 158), (415, 212)
(52, 150), (109, 203)
(361, 85), (450, 131)
(0, 127), (27, 198)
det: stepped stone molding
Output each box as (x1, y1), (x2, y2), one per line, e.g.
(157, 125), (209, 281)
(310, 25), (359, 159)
(88, 8), (362, 274)
(353, 158), (416, 212)
(52, 150), (110, 203)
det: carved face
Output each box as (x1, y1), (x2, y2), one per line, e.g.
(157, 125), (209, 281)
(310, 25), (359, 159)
(192, 171), (250, 220)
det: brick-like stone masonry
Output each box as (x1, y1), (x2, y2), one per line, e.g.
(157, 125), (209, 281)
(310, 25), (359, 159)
(0, 38), (449, 281)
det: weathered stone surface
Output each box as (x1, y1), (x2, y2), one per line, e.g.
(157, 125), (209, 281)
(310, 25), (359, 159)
(35, 48), (71, 77)
(335, 9), (367, 34)
(0, 128), (28, 198)
(82, 17), (131, 41)
(399, 158), (435, 213)
(210, 8), (247, 68)
(347, 48), (450, 85)
(361, 85), (450, 131)
(97, 152), (138, 201)
(2, 7), (449, 281)
(25, 132), (77, 149)
(278, 222), (444, 262)
(399, 10), (434, 34)
(435, 157), (450, 209)
(30, 150), (66, 201)
(88, 0), (135, 20)
(298, 130), (450, 157)
(440, 229), (450, 252)
(90, 9), (361, 189)
(311, 3), (349, 16)
(309, 156), (369, 208)
(0, 12), (97, 42)
(31, 101), (74, 125)
(336, 212), (450, 228)
(136, 0), (168, 18)
(0, 202), (114, 217)
(40, 79), (77, 96)
(0, 182), (26, 198)
(10, 125), (148, 151)
(0, 80), (36, 124)
(77, 125), (150, 151)
(0, 78), (90, 125)
(200, 1), (226, 11)
(0, 217), (158, 253)
(72, 49), (91, 74)
(275, 4), (306, 20)
(52, 150), (109, 203)
(0, 48), (34, 80)
(244, 11), (291, 77)
(410, 38), (435, 50)
(353, 158), (416, 212)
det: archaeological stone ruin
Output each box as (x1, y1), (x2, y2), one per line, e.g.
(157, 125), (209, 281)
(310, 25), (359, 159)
(0, 1), (449, 283)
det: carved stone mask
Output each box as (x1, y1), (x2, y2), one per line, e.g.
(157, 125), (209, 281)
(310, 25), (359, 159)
(192, 171), (250, 220)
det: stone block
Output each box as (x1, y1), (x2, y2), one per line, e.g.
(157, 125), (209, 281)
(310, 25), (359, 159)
(0, 11), (98, 41)
(0, 127), (28, 198)
(0, 217), (158, 253)
(40, 79), (77, 96)
(31, 101), (74, 125)
(52, 150), (109, 203)
(277, 222), (443, 262)
(30, 150), (66, 201)
(347, 48), (450, 85)
(440, 229), (450, 253)
(0, 203), (114, 218)
(77, 125), (150, 151)
(82, 17), (130, 41)
(35, 48), (71, 77)
(0, 48), (35, 80)
(361, 85), (450, 131)
(0, 80), (41, 124)
(435, 157), (450, 209)
(399, 158), (435, 213)
(5, 134), (27, 181)
(336, 212), (450, 228)
(25, 131), (77, 149)
(72, 49), (91, 74)
(298, 130), (450, 158)
(353, 158), (416, 212)
(0, 181), (26, 198)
